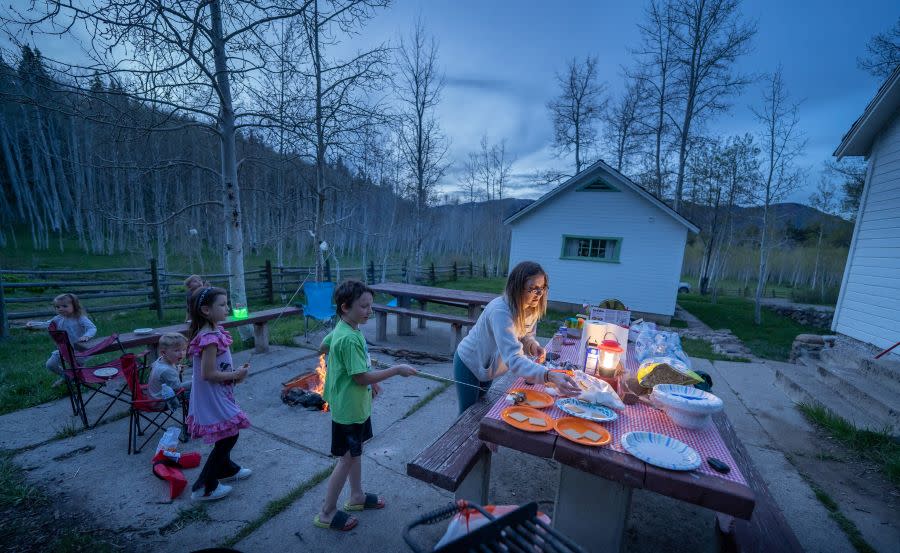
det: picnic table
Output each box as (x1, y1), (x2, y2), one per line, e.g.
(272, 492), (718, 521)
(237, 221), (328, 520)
(478, 341), (756, 553)
(91, 306), (301, 358)
(368, 282), (497, 335)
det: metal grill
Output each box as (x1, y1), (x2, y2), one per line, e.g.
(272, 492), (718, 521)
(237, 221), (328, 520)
(403, 501), (587, 553)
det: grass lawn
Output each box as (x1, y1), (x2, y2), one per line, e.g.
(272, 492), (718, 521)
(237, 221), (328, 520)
(677, 293), (828, 361)
(680, 337), (750, 362)
(0, 302), (316, 416)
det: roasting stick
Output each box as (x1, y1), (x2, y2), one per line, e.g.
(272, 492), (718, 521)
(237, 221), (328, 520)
(414, 370), (486, 390)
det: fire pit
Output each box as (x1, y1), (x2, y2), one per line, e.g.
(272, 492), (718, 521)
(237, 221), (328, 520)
(281, 354), (329, 411)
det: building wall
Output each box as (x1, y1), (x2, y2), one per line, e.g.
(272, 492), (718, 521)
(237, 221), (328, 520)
(508, 179), (688, 316)
(832, 110), (900, 355)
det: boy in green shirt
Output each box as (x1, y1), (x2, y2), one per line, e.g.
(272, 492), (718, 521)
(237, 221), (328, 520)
(314, 280), (417, 532)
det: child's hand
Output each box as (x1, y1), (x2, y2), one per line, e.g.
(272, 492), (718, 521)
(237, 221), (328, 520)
(78, 336), (90, 343)
(394, 364), (417, 377)
(371, 382), (382, 399)
(235, 365), (249, 383)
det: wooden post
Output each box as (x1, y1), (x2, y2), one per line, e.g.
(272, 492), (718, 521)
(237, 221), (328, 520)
(469, 261), (473, 278)
(401, 259), (408, 283)
(264, 260), (274, 304)
(452, 262), (458, 281)
(368, 261), (375, 283)
(429, 263), (436, 285)
(0, 271), (7, 339)
(324, 259), (332, 282)
(149, 258), (164, 320)
(482, 264), (487, 278)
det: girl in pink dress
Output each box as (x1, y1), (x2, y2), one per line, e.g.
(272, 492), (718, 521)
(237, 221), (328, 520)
(186, 286), (251, 501)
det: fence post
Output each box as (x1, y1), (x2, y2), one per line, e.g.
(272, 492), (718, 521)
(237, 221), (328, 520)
(0, 271), (7, 339)
(149, 258), (164, 320)
(452, 261), (458, 281)
(401, 259), (408, 283)
(429, 263), (436, 285)
(482, 264), (487, 278)
(264, 260), (274, 304)
(324, 259), (332, 282)
(368, 261), (375, 283)
(468, 262), (473, 278)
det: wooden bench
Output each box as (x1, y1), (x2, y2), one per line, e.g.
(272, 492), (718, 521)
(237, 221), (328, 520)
(406, 396), (494, 504)
(713, 413), (804, 553)
(372, 304), (475, 352)
(95, 306), (302, 357)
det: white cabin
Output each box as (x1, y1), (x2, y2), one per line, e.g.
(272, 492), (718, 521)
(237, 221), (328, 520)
(833, 66), (900, 357)
(505, 160), (699, 321)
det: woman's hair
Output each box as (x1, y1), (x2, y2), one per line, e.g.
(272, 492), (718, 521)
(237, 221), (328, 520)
(504, 261), (549, 334)
(54, 293), (84, 318)
(184, 274), (202, 288)
(158, 332), (188, 351)
(188, 286), (228, 339)
(334, 279), (373, 316)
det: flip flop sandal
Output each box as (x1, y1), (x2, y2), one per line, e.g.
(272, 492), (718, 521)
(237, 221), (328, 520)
(313, 510), (358, 531)
(344, 493), (385, 511)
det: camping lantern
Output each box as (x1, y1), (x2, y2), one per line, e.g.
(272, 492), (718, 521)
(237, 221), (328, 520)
(232, 302), (249, 320)
(598, 336), (624, 377)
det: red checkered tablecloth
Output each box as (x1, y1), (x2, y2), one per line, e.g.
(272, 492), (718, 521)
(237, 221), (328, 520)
(485, 342), (746, 485)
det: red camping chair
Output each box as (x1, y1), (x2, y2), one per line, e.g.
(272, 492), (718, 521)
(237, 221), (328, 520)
(122, 358), (188, 455)
(48, 325), (133, 429)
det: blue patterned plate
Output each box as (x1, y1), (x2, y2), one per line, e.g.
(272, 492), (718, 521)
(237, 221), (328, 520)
(620, 431), (701, 471)
(556, 398), (618, 423)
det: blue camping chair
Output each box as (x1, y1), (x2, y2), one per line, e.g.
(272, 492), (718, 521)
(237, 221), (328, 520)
(301, 281), (336, 340)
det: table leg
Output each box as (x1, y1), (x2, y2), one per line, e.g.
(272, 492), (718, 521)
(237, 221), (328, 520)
(397, 295), (412, 336)
(467, 304), (481, 321)
(553, 464), (632, 553)
(417, 300), (427, 329)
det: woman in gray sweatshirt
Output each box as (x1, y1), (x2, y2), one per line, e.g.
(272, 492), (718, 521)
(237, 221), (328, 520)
(454, 261), (579, 414)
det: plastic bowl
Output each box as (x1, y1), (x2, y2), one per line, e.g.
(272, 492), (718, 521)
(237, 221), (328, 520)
(650, 384), (723, 429)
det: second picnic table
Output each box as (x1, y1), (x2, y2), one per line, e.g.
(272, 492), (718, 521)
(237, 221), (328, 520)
(478, 341), (756, 553)
(368, 282), (497, 335)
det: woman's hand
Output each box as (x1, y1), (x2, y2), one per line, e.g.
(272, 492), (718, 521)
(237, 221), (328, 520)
(547, 371), (580, 396)
(526, 341), (546, 363)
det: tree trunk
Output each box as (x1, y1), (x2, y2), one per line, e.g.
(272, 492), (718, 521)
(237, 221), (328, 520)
(209, 0), (247, 311)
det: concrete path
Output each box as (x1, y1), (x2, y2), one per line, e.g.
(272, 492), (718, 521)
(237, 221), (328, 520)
(2, 316), (896, 552)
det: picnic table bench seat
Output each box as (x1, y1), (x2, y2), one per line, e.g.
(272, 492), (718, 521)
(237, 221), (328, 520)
(713, 414), (804, 553)
(372, 303), (475, 352)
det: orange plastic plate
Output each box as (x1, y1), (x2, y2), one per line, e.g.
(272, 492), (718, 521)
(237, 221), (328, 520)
(554, 417), (612, 446)
(509, 388), (554, 409)
(501, 406), (554, 433)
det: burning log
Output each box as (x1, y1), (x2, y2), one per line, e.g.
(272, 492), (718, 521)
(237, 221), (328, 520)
(281, 354), (329, 411)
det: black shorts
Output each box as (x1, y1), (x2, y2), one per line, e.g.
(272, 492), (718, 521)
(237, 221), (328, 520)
(331, 417), (373, 457)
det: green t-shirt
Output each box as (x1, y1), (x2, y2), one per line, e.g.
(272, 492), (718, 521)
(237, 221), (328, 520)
(321, 320), (372, 424)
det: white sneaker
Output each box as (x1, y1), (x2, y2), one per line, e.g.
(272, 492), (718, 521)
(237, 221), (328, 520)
(191, 483), (232, 502)
(221, 468), (252, 483)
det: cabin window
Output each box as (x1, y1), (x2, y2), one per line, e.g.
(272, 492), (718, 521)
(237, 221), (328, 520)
(561, 235), (622, 262)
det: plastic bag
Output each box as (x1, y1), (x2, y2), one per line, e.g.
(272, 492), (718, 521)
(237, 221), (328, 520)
(156, 427), (181, 453)
(434, 505), (551, 550)
(572, 371), (625, 411)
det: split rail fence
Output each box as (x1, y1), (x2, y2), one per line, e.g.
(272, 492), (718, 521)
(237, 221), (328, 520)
(0, 259), (497, 337)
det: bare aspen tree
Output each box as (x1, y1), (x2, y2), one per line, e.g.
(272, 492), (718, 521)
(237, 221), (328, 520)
(808, 178), (838, 294)
(751, 69), (805, 324)
(602, 76), (648, 173)
(668, 0), (755, 211)
(857, 17), (900, 78)
(548, 56), (606, 174)
(395, 18), (448, 276)
(630, 0), (676, 197)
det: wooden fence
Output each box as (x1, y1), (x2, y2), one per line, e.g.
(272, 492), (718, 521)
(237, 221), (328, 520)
(0, 259), (499, 337)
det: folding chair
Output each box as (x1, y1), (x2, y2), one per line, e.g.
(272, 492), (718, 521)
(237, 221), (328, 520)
(48, 325), (132, 429)
(121, 355), (188, 454)
(300, 281), (336, 340)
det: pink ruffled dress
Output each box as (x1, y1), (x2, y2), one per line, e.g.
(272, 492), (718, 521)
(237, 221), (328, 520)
(186, 327), (251, 443)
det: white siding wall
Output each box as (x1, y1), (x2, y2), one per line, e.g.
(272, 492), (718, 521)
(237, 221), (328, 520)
(508, 182), (687, 316)
(833, 111), (900, 354)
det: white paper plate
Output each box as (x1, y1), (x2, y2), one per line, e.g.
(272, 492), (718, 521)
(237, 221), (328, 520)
(93, 367), (118, 378)
(134, 328), (153, 335)
(556, 398), (618, 423)
(620, 431), (701, 471)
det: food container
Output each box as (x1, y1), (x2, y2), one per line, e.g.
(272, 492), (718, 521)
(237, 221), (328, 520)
(649, 384), (723, 429)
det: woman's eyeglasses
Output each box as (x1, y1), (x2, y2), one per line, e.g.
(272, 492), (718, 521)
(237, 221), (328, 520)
(526, 286), (547, 296)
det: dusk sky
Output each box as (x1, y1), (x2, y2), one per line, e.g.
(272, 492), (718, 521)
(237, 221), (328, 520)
(6, 0), (897, 204)
(357, 0), (898, 202)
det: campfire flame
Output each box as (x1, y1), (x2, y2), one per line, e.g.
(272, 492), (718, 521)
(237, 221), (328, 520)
(315, 354), (329, 412)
